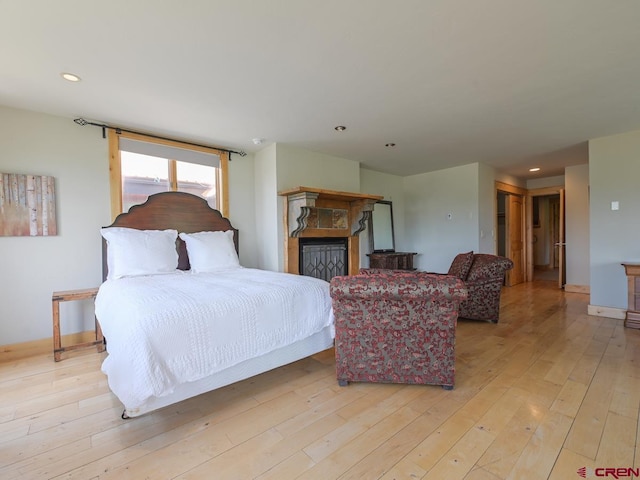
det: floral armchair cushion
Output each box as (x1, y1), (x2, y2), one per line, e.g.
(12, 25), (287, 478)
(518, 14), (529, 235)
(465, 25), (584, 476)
(447, 251), (474, 280)
(458, 254), (513, 323)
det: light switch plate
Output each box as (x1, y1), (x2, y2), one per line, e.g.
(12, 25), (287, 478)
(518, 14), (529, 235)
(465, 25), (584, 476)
(611, 201), (620, 211)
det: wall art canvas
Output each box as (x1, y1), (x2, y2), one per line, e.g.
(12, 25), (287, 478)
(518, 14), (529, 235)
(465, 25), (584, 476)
(0, 173), (57, 236)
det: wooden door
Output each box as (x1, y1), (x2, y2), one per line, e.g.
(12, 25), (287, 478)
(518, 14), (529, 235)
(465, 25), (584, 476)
(550, 197), (560, 268)
(558, 189), (566, 288)
(506, 194), (525, 286)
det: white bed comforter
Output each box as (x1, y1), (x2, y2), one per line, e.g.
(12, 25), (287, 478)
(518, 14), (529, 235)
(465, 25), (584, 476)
(95, 268), (333, 410)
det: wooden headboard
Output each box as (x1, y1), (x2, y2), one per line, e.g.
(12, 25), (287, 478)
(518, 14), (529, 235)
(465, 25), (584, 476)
(102, 192), (239, 279)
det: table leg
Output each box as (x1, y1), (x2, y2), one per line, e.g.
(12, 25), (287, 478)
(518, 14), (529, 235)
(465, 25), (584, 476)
(52, 299), (62, 362)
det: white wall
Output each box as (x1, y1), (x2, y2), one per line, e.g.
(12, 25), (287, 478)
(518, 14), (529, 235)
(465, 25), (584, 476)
(253, 144), (279, 271)
(228, 152), (257, 268)
(495, 172), (526, 188)
(527, 175), (565, 190)
(403, 163), (481, 272)
(0, 105), (260, 346)
(477, 163), (496, 254)
(589, 129), (640, 309)
(565, 164), (590, 287)
(274, 144), (361, 194)
(0, 106), (110, 345)
(359, 168), (405, 267)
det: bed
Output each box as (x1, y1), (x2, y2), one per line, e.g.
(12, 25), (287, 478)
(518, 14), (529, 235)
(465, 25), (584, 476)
(95, 192), (334, 418)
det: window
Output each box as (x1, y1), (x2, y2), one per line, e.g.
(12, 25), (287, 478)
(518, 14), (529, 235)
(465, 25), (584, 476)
(108, 131), (228, 219)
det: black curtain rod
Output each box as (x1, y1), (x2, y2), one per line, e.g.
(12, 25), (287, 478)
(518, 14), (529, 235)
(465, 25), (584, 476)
(73, 117), (247, 158)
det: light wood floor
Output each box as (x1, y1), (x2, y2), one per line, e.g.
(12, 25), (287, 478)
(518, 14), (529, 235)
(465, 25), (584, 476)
(2, 280), (639, 479)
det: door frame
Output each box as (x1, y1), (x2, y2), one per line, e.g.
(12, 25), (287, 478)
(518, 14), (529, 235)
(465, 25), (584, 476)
(524, 185), (565, 284)
(495, 181), (528, 284)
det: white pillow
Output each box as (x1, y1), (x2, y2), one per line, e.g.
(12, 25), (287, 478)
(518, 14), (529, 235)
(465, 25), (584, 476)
(179, 230), (240, 272)
(101, 227), (179, 280)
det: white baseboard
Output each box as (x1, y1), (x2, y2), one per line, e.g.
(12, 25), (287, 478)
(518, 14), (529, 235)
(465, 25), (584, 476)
(565, 284), (590, 294)
(587, 304), (626, 320)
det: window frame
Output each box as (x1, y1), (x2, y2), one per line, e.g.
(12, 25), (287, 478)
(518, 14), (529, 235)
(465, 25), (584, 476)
(108, 130), (229, 220)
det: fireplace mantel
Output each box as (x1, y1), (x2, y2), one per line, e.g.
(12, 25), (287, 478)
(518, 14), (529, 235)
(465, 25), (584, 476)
(279, 186), (383, 275)
(279, 186), (383, 237)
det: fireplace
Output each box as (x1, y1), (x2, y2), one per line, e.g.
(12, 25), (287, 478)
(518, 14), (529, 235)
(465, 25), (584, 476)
(279, 187), (383, 276)
(299, 237), (348, 281)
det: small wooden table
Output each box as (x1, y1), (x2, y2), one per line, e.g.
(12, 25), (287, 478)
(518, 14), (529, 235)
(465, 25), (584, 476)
(52, 287), (105, 361)
(622, 263), (640, 329)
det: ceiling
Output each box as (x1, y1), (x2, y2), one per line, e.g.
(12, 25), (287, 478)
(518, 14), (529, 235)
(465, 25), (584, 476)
(2, 1), (640, 180)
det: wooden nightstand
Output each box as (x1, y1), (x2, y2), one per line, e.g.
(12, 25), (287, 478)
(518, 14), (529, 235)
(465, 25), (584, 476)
(367, 252), (417, 270)
(52, 287), (105, 361)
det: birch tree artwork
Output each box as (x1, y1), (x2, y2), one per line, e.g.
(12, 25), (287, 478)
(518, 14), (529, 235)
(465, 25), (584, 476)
(0, 173), (57, 236)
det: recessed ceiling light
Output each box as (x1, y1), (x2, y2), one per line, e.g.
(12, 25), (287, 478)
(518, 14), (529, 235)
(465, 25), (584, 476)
(385, 143), (396, 147)
(252, 138), (264, 145)
(334, 125), (347, 132)
(61, 72), (81, 82)
(529, 167), (541, 172)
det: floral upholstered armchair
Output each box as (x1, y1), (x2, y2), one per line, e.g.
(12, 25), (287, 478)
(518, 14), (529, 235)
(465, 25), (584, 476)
(446, 252), (514, 323)
(329, 271), (468, 389)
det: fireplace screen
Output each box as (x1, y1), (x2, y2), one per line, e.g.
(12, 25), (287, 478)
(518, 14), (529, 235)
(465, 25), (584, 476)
(299, 238), (348, 282)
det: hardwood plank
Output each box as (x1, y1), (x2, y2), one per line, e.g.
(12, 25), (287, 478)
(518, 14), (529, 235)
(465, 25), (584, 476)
(303, 384), (421, 463)
(56, 407), (225, 479)
(179, 428), (285, 479)
(636, 414), (640, 468)
(476, 403), (543, 478)
(549, 379), (588, 418)
(506, 411), (573, 480)
(464, 467), (503, 480)
(407, 411), (477, 472)
(564, 355), (620, 458)
(334, 388), (451, 479)
(548, 448), (597, 480)
(378, 459), (427, 480)
(424, 426), (496, 479)
(299, 405), (422, 479)
(255, 451), (316, 480)
(596, 411), (636, 466)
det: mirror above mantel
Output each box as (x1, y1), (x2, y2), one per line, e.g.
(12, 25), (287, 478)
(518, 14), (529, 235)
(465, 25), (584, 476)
(367, 200), (418, 270)
(369, 200), (395, 253)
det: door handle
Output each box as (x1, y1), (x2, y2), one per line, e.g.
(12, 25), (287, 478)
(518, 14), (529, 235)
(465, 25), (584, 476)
(554, 243), (566, 247)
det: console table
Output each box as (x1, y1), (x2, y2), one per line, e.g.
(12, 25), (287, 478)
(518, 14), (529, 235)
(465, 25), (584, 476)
(622, 263), (640, 329)
(367, 252), (417, 270)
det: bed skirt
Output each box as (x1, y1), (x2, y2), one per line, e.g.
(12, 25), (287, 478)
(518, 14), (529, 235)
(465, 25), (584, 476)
(122, 325), (334, 417)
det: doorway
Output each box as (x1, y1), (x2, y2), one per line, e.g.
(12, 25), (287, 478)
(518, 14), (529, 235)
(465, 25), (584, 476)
(529, 189), (566, 288)
(532, 195), (559, 280)
(496, 181), (566, 288)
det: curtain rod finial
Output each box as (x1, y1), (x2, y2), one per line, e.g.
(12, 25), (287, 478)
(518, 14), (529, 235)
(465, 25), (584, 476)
(73, 117), (88, 126)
